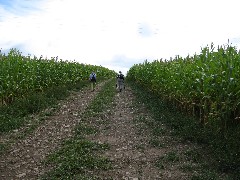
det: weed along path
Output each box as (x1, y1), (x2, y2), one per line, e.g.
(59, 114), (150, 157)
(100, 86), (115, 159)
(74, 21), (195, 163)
(0, 80), (226, 179)
(84, 85), (194, 179)
(0, 81), (107, 179)
(88, 90), (154, 177)
(86, 87), (166, 179)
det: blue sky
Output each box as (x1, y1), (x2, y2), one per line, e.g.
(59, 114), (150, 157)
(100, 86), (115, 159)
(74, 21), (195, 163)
(1, 0), (240, 74)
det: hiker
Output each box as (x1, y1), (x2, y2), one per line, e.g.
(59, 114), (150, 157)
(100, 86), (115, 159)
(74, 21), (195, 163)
(89, 72), (96, 91)
(116, 71), (124, 92)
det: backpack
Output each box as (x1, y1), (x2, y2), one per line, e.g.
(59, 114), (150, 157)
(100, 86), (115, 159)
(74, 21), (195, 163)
(118, 74), (124, 80)
(91, 73), (96, 81)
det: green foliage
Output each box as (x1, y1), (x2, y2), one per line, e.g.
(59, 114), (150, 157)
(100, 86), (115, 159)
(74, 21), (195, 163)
(0, 84), (70, 133)
(128, 80), (240, 179)
(155, 151), (180, 171)
(43, 79), (116, 179)
(127, 42), (240, 178)
(127, 43), (240, 132)
(82, 79), (116, 119)
(44, 85), (69, 100)
(184, 149), (202, 163)
(0, 143), (6, 155)
(191, 170), (219, 180)
(43, 139), (111, 179)
(0, 48), (116, 105)
(0, 48), (115, 133)
(149, 138), (165, 148)
(165, 151), (180, 162)
(75, 124), (98, 137)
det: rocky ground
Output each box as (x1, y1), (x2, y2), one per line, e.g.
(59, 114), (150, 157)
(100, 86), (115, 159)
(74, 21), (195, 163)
(0, 82), (106, 179)
(84, 85), (195, 179)
(0, 81), (217, 179)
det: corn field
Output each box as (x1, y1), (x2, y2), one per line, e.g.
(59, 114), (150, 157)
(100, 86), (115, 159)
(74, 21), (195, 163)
(127, 43), (240, 131)
(0, 48), (115, 105)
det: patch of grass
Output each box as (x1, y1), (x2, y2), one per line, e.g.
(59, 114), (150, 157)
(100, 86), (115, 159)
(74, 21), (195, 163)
(0, 81), (88, 134)
(152, 126), (166, 136)
(0, 80), (91, 157)
(180, 163), (195, 173)
(155, 151), (180, 170)
(155, 158), (165, 169)
(165, 151), (180, 162)
(87, 82), (116, 115)
(66, 80), (89, 91)
(184, 149), (202, 163)
(128, 80), (239, 179)
(44, 85), (69, 100)
(191, 170), (219, 180)
(0, 115), (22, 133)
(0, 143), (6, 155)
(75, 123), (98, 138)
(43, 139), (111, 179)
(149, 137), (165, 148)
(42, 79), (116, 179)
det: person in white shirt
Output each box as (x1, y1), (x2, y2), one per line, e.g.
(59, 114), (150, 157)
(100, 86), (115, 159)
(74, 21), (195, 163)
(116, 71), (124, 92)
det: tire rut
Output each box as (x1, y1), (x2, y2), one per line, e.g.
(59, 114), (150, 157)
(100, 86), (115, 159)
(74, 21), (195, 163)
(85, 86), (192, 179)
(0, 81), (106, 179)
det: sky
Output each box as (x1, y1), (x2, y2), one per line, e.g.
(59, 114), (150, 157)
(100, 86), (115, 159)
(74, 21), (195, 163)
(1, 0), (240, 75)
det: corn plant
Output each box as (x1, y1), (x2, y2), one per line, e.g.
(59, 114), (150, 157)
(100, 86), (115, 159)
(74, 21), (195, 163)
(127, 43), (240, 131)
(0, 48), (116, 105)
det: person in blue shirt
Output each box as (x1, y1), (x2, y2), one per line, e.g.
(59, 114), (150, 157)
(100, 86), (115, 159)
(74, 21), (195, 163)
(89, 72), (96, 91)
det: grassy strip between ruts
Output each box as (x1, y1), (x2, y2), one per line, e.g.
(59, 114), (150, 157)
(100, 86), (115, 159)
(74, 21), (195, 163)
(0, 78), (109, 155)
(0, 80), (90, 154)
(41, 78), (116, 179)
(0, 80), (90, 134)
(128, 80), (240, 180)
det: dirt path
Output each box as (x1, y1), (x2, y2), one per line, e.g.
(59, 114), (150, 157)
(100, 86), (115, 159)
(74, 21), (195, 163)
(0, 82), (203, 179)
(0, 82), (106, 179)
(85, 86), (194, 179)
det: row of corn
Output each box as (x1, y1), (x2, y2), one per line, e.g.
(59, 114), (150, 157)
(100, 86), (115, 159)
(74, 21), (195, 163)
(127, 43), (240, 130)
(0, 48), (116, 105)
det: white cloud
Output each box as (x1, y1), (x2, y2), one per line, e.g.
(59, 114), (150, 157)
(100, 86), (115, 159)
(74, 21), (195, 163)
(1, 0), (240, 73)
